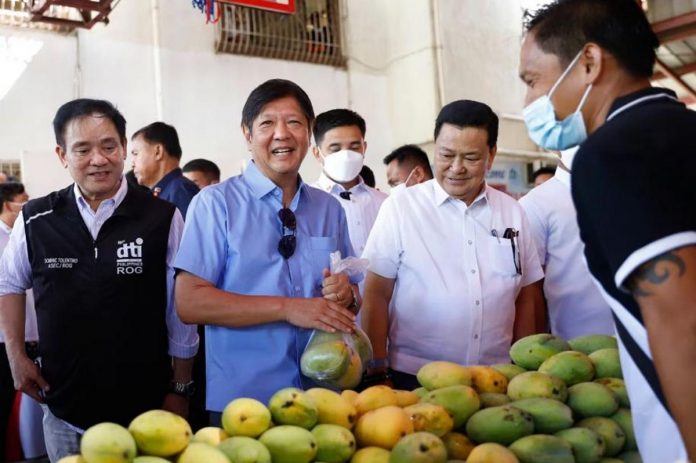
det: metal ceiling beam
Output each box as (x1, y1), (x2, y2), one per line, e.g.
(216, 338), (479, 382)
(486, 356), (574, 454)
(28, 0), (112, 29)
(652, 61), (696, 80)
(654, 57), (696, 100)
(652, 11), (696, 43)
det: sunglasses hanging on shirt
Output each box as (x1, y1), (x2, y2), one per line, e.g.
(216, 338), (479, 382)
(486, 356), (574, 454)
(278, 208), (297, 259)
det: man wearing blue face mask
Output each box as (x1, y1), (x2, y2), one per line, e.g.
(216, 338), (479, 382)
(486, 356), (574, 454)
(519, 1), (696, 461)
(311, 109), (387, 257)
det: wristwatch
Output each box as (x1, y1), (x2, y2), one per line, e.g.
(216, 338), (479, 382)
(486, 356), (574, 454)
(169, 380), (195, 398)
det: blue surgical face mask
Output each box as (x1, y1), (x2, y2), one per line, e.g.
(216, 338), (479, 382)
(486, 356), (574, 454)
(523, 51), (592, 150)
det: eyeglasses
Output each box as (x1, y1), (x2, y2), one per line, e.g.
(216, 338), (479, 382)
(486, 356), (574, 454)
(278, 208), (297, 259)
(503, 228), (522, 275)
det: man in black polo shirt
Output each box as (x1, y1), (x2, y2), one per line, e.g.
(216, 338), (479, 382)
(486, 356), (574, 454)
(519, 1), (695, 461)
(0, 99), (198, 461)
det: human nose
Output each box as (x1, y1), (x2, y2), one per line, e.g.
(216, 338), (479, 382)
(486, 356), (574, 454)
(273, 122), (290, 140)
(449, 156), (466, 173)
(89, 149), (109, 165)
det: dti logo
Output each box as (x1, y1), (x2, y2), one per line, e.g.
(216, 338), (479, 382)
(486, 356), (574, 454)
(117, 238), (143, 259)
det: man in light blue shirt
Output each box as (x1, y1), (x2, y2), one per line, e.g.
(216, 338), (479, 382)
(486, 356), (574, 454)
(174, 79), (360, 419)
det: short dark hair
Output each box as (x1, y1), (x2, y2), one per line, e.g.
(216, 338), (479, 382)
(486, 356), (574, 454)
(434, 100), (499, 148)
(524, 0), (658, 79)
(242, 79), (314, 131)
(0, 182), (25, 212)
(182, 158), (221, 182)
(531, 166), (556, 183)
(359, 165), (376, 188)
(53, 99), (126, 149)
(313, 109), (366, 145)
(132, 122), (183, 160)
(383, 144), (434, 178)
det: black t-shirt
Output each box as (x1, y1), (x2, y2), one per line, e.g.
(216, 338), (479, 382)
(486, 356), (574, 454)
(572, 87), (696, 423)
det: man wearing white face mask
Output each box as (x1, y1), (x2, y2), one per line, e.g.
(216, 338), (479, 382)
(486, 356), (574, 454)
(519, 147), (614, 339)
(312, 109), (387, 257)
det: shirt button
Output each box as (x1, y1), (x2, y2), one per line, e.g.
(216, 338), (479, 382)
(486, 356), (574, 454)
(476, 300), (480, 306)
(294, 286), (300, 291)
(474, 334), (479, 339)
(471, 269), (476, 274)
(468, 240), (472, 245)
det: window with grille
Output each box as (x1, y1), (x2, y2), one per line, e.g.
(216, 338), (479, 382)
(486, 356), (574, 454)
(215, 0), (345, 67)
(0, 160), (22, 181)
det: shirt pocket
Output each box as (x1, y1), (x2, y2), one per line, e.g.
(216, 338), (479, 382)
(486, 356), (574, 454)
(488, 236), (521, 277)
(308, 236), (338, 278)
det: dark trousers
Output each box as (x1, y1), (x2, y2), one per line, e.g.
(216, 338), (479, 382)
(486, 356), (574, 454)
(1, 343), (16, 462)
(188, 326), (207, 432)
(389, 369), (421, 390)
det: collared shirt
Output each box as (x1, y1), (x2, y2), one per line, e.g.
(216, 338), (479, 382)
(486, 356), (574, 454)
(153, 168), (199, 218)
(0, 219), (37, 342)
(174, 161), (357, 411)
(519, 169), (614, 339)
(363, 179), (543, 374)
(0, 178), (198, 359)
(312, 173), (387, 256)
(573, 87), (692, 462)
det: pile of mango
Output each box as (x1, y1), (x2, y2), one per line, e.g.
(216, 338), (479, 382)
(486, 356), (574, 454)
(57, 333), (639, 463)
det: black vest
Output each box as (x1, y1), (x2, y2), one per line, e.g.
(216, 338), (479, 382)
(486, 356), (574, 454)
(24, 184), (175, 429)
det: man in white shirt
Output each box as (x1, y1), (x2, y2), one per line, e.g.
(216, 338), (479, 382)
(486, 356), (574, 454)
(362, 100), (544, 389)
(311, 109), (387, 257)
(383, 144), (433, 189)
(519, 148), (614, 339)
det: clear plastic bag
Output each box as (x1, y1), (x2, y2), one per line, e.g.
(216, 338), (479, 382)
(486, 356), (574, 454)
(300, 252), (373, 390)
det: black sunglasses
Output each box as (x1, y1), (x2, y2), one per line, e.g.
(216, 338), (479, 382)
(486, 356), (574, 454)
(278, 208), (297, 259)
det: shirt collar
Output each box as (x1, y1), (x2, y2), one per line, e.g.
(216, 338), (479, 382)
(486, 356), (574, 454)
(315, 172), (366, 194)
(243, 160), (306, 201)
(0, 219), (11, 234)
(607, 87), (680, 122)
(555, 167), (570, 187)
(73, 176), (128, 211)
(153, 167), (183, 192)
(432, 178), (489, 208)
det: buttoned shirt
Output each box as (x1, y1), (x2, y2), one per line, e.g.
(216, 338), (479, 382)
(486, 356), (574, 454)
(174, 161), (357, 411)
(519, 168), (614, 339)
(153, 168), (199, 218)
(312, 173), (387, 256)
(0, 219), (37, 342)
(0, 178), (198, 359)
(363, 179), (543, 374)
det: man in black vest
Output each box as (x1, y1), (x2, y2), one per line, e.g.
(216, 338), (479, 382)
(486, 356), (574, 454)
(0, 99), (198, 461)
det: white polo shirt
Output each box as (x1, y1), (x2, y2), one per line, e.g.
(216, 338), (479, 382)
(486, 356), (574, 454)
(0, 219), (38, 343)
(312, 173), (387, 256)
(363, 179), (543, 374)
(519, 168), (614, 339)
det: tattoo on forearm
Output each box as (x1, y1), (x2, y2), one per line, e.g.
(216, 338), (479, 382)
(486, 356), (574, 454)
(627, 250), (686, 297)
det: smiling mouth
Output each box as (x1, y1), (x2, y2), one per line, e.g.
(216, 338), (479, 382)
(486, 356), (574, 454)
(272, 148), (294, 155)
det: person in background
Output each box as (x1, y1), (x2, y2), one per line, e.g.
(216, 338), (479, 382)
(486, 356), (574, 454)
(0, 173), (7, 184)
(183, 158), (221, 188)
(530, 165), (556, 187)
(311, 109), (387, 257)
(0, 99), (198, 461)
(362, 100), (544, 390)
(174, 79), (360, 425)
(519, 0), (695, 459)
(383, 144), (433, 189)
(131, 122), (199, 217)
(359, 165), (376, 189)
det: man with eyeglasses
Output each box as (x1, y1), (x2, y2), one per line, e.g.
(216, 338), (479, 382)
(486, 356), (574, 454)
(0, 99), (198, 461)
(362, 100), (544, 389)
(174, 79), (360, 425)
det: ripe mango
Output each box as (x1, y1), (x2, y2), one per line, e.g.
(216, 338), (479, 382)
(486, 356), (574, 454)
(555, 427), (605, 463)
(465, 405), (534, 445)
(577, 417), (626, 457)
(509, 434), (575, 463)
(611, 408), (637, 451)
(416, 361), (472, 390)
(268, 387), (318, 429)
(354, 405), (413, 449)
(307, 388), (358, 429)
(538, 350), (595, 386)
(351, 328), (374, 366)
(333, 349), (364, 390)
(133, 458), (170, 463)
(590, 348), (623, 379)
(393, 389), (419, 407)
(491, 363), (526, 381)
(258, 425), (318, 463)
(312, 424), (357, 463)
(222, 397), (272, 437)
(350, 446), (390, 463)
(177, 442), (230, 463)
(440, 432), (475, 460)
(402, 403), (454, 437)
(510, 398), (573, 433)
(469, 366), (509, 394)
(301, 339), (351, 381)
(479, 392), (510, 408)
(567, 382), (619, 418)
(218, 436), (271, 463)
(57, 457), (86, 463)
(420, 384), (480, 428)
(355, 385), (398, 415)
(466, 443), (520, 463)
(617, 450), (642, 463)
(80, 422), (137, 463)
(128, 410), (192, 457)
(507, 371), (568, 402)
(192, 426), (228, 446)
(595, 378), (630, 408)
(389, 432), (447, 463)
(412, 387), (428, 398)
(509, 334), (570, 370)
(342, 389), (359, 404)
(568, 335), (617, 354)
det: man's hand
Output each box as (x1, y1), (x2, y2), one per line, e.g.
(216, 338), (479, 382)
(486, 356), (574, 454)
(161, 393), (189, 419)
(321, 269), (354, 308)
(8, 354), (49, 403)
(284, 297), (355, 333)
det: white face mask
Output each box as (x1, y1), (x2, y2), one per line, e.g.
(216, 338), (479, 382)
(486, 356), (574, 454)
(390, 168), (417, 195)
(321, 149), (364, 183)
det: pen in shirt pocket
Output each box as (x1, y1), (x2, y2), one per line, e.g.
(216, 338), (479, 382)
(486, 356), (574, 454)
(491, 229), (501, 243)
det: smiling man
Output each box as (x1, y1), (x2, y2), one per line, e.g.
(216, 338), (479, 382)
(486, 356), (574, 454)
(174, 79), (360, 424)
(361, 100), (544, 389)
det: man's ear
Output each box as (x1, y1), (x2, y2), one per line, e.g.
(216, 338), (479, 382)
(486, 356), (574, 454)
(154, 144), (165, 161)
(312, 145), (323, 163)
(55, 145), (69, 169)
(487, 145), (498, 170)
(582, 42), (603, 85)
(242, 125), (253, 151)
